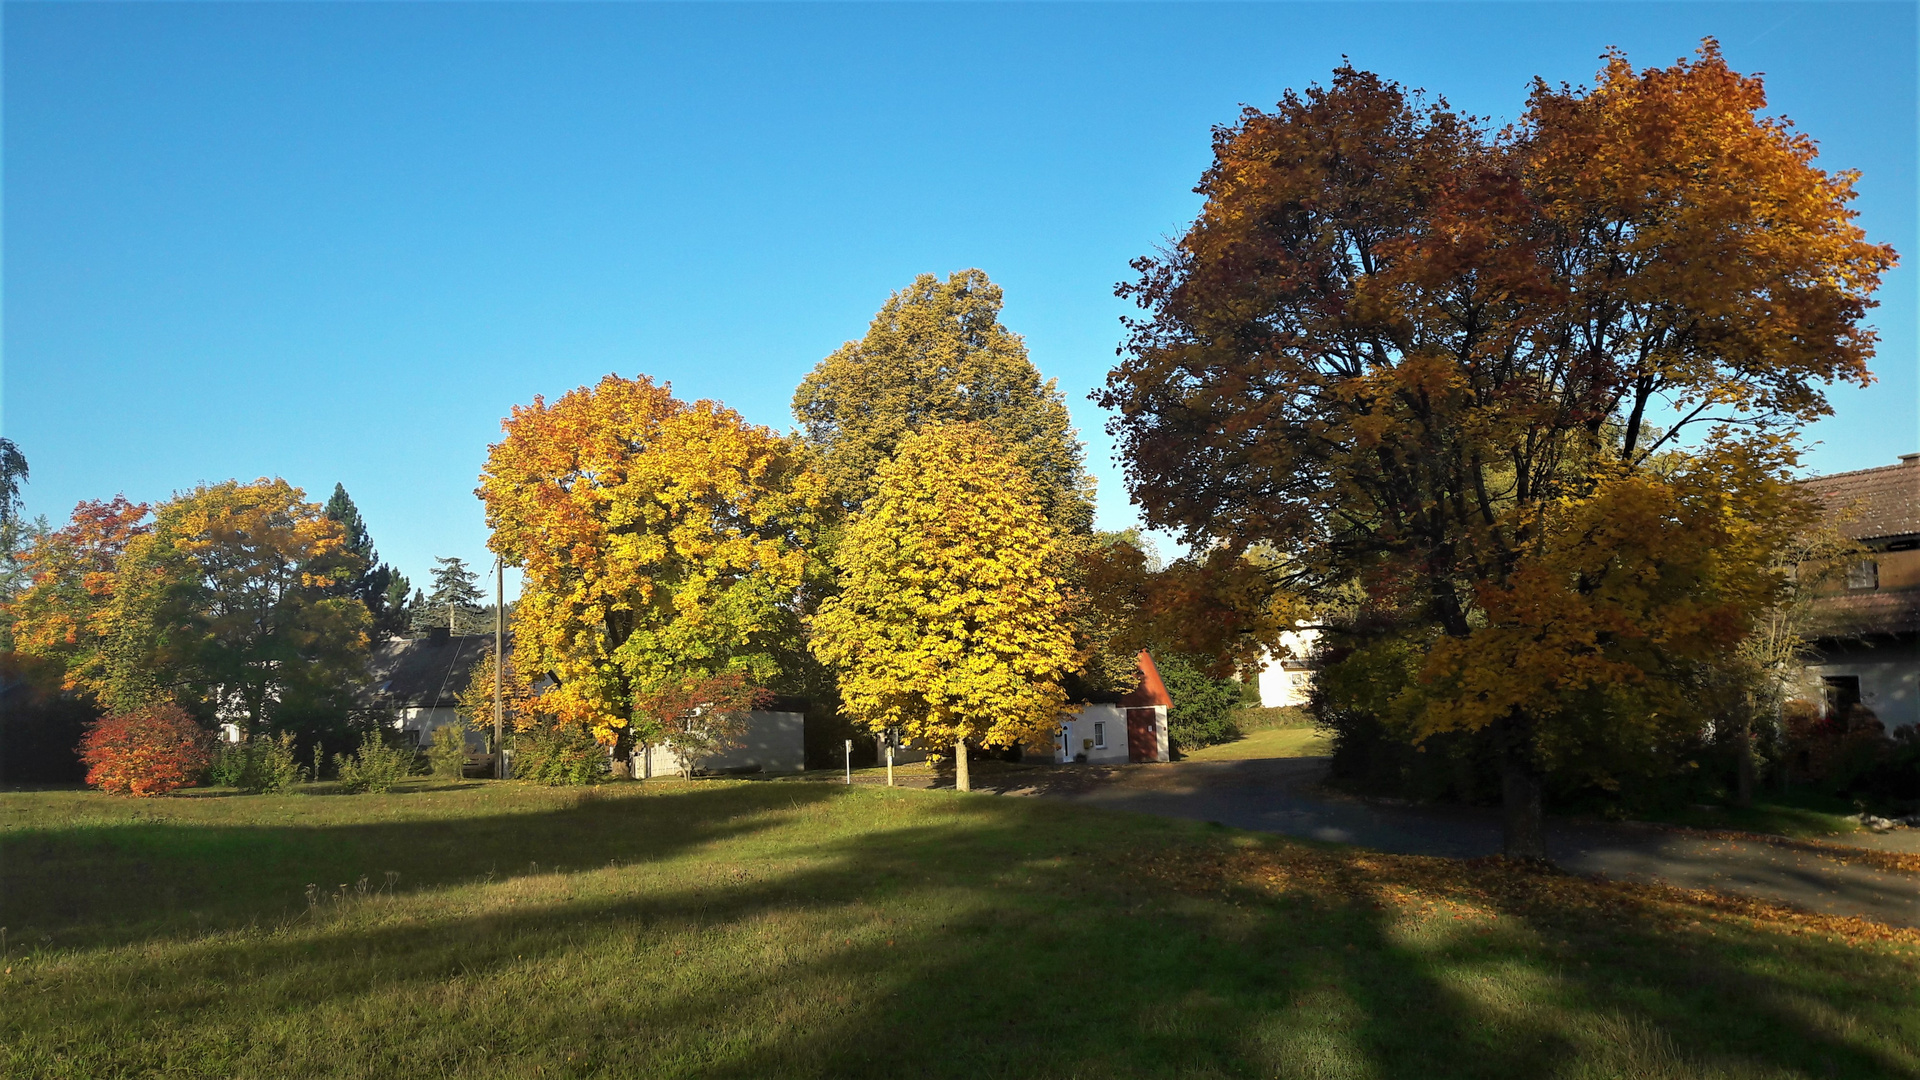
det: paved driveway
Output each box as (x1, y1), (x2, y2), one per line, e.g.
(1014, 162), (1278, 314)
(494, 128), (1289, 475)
(978, 756), (1920, 927)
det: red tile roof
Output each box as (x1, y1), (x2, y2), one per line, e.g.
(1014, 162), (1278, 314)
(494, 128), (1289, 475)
(1799, 455), (1920, 543)
(1117, 651), (1173, 708)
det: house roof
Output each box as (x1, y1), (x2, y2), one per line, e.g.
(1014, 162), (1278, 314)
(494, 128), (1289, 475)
(1117, 651), (1173, 708)
(1799, 455), (1920, 543)
(363, 632), (494, 710)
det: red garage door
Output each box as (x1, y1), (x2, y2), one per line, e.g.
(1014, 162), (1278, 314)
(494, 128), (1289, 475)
(1126, 708), (1157, 763)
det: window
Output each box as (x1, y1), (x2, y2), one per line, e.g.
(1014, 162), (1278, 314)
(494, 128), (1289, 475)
(1822, 676), (1862, 720)
(1847, 559), (1879, 590)
(1092, 722), (1107, 749)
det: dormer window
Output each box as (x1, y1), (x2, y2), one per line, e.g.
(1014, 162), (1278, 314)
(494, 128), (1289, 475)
(1847, 559), (1879, 591)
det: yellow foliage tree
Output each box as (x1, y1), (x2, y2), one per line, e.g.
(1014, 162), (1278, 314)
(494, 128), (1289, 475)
(809, 424), (1076, 791)
(478, 374), (825, 758)
(793, 269), (1096, 535)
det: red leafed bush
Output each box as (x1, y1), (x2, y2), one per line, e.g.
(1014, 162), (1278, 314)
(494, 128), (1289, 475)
(78, 704), (212, 797)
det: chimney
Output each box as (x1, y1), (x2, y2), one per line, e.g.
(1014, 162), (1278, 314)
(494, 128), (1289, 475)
(1901, 453), (1919, 467)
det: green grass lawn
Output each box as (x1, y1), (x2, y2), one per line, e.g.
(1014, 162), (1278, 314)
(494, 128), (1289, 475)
(4, 778), (1917, 1078)
(1181, 726), (1331, 762)
(1626, 790), (1866, 840)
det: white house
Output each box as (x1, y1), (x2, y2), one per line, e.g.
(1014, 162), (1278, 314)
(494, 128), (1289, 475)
(1257, 624), (1321, 708)
(1056, 650), (1171, 764)
(362, 628), (493, 750)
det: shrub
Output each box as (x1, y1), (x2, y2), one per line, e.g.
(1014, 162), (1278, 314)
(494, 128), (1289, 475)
(512, 724), (610, 786)
(427, 718), (473, 780)
(1159, 655), (1244, 752)
(336, 732), (412, 794)
(1782, 701), (1920, 805)
(207, 741), (249, 787)
(238, 732), (307, 794)
(77, 704), (212, 797)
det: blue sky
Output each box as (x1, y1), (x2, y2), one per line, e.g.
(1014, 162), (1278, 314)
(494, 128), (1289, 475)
(5, 2), (1914, 593)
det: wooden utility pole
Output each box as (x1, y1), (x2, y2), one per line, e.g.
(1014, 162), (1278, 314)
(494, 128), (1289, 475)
(494, 558), (505, 779)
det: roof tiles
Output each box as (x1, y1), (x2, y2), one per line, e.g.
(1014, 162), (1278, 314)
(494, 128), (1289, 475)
(1799, 455), (1920, 543)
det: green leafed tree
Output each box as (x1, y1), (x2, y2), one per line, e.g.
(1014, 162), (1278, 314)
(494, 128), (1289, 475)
(414, 556), (493, 635)
(429, 556), (484, 609)
(793, 269), (1096, 535)
(0, 438), (45, 642)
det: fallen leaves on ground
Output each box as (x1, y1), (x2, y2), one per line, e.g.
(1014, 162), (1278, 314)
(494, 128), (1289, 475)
(1645, 824), (1920, 875)
(1132, 841), (1920, 948)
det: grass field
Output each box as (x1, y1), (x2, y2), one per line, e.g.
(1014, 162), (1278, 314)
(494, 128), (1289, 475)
(4, 779), (1917, 1078)
(1631, 790), (1866, 840)
(1181, 726), (1331, 762)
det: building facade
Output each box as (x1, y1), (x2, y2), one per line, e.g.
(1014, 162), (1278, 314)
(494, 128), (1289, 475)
(1797, 453), (1920, 731)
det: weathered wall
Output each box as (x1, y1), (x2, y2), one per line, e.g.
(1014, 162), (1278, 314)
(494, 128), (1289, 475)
(1802, 638), (1920, 731)
(637, 710), (807, 776)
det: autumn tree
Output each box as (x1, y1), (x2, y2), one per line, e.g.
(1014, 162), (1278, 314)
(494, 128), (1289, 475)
(1694, 521), (1856, 805)
(1100, 45), (1895, 858)
(80, 480), (372, 739)
(1068, 536), (1299, 696)
(810, 424), (1077, 792)
(793, 269), (1096, 534)
(8, 496), (153, 691)
(479, 374), (824, 760)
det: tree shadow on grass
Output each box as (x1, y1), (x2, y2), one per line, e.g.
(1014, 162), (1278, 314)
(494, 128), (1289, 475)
(0, 781), (842, 948)
(5, 792), (1915, 1078)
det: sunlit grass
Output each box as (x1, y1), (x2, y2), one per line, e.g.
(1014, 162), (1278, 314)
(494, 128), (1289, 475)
(1181, 726), (1331, 762)
(3, 781), (1915, 1078)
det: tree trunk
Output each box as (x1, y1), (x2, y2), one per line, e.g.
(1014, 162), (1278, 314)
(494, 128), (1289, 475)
(954, 739), (970, 793)
(1734, 722), (1756, 808)
(1495, 713), (1548, 862)
(612, 726), (635, 781)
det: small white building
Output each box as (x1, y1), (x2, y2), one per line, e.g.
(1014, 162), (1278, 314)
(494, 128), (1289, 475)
(1257, 624), (1321, 708)
(1056, 650), (1171, 764)
(632, 710), (807, 777)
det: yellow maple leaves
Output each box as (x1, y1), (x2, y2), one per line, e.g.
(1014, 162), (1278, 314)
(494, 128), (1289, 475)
(479, 374), (825, 746)
(809, 424), (1077, 759)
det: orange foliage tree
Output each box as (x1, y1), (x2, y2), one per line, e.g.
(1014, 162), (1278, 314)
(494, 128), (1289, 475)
(78, 703), (211, 797)
(1067, 536), (1300, 695)
(8, 496), (152, 693)
(1099, 45), (1895, 858)
(478, 375), (824, 760)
